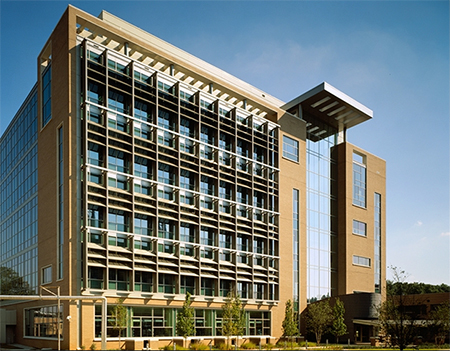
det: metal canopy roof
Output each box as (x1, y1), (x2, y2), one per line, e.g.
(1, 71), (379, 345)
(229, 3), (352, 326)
(282, 82), (373, 130)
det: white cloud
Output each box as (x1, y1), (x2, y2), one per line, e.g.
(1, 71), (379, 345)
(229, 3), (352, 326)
(441, 232), (450, 237)
(414, 221), (423, 227)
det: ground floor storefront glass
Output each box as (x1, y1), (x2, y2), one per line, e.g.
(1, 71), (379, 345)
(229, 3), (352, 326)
(94, 305), (270, 338)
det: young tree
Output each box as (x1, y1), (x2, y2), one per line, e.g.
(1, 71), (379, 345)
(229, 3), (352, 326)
(282, 299), (298, 348)
(377, 266), (421, 350)
(305, 299), (333, 345)
(176, 292), (195, 348)
(232, 293), (246, 342)
(111, 298), (127, 350)
(221, 292), (246, 349)
(331, 298), (347, 343)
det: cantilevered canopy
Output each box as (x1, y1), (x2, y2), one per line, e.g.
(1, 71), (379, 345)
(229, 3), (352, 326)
(282, 82), (373, 130)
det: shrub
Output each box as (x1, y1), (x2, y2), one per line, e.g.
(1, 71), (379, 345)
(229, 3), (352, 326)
(298, 341), (316, 347)
(241, 342), (257, 349)
(161, 344), (188, 350)
(89, 343), (97, 351)
(190, 343), (210, 350)
(215, 342), (232, 350)
(263, 344), (275, 350)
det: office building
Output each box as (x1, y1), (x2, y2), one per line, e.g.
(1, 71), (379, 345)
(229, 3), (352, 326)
(0, 5), (385, 349)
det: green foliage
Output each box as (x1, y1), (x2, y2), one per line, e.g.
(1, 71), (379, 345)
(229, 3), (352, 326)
(241, 342), (257, 349)
(429, 302), (450, 345)
(89, 343), (97, 350)
(161, 344), (187, 350)
(262, 343), (275, 349)
(282, 299), (299, 337)
(305, 299), (333, 345)
(176, 292), (195, 340)
(189, 343), (209, 350)
(111, 298), (127, 349)
(387, 279), (450, 296)
(0, 266), (35, 295)
(298, 341), (317, 347)
(221, 292), (246, 348)
(282, 299), (299, 349)
(331, 298), (347, 343)
(215, 342), (233, 350)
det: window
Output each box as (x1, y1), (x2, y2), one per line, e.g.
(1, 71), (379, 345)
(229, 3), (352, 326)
(135, 156), (152, 179)
(374, 193), (382, 293)
(180, 276), (196, 294)
(219, 231), (232, 249)
(108, 148), (128, 173)
(134, 238), (152, 251)
(134, 99), (152, 122)
(180, 244), (195, 257)
(283, 135), (299, 162)
(158, 274), (175, 293)
(88, 205), (104, 228)
(201, 278), (215, 296)
(200, 176), (215, 195)
(353, 152), (366, 207)
(87, 80), (103, 105)
(42, 63), (52, 127)
(180, 223), (196, 243)
(158, 219), (174, 239)
(42, 266), (52, 284)
(88, 142), (103, 167)
(57, 127), (63, 279)
(109, 269), (129, 291)
(158, 241), (174, 254)
(200, 227), (215, 246)
(108, 89), (128, 114)
(108, 234), (128, 248)
(108, 113), (127, 132)
(25, 305), (62, 338)
(135, 271), (152, 292)
(352, 220), (367, 237)
(88, 267), (103, 289)
(134, 180), (152, 196)
(353, 255), (371, 267)
(158, 163), (176, 185)
(108, 175), (128, 190)
(134, 121), (152, 140)
(134, 214), (152, 235)
(108, 209), (129, 232)
(180, 170), (195, 190)
(158, 108), (175, 131)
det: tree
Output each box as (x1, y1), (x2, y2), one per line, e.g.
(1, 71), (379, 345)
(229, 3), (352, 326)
(387, 280), (450, 295)
(429, 302), (450, 345)
(111, 298), (127, 350)
(331, 298), (347, 343)
(282, 299), (298, 349)
(377, 266), (422, 350)
(221, 292), (246, 349)
(305, 299), (333, 345)
(176, 292), (195, 347)
(0, 266), (35, 295)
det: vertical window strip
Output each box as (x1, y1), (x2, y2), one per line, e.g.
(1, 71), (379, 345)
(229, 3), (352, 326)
(42, 63), (52, 127)
(374, 193), (382, 293)
(57, 126), (63, 279)
(293, 189), (299, 311)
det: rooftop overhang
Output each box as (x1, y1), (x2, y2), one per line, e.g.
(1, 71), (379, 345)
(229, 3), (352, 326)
(282, 82), (373, 131)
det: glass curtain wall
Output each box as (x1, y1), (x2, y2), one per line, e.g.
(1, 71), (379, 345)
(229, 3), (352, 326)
(0, 88), (39, 293)
(306, 118), (337, 303)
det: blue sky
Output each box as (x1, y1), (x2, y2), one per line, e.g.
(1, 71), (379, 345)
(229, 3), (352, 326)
(1, 1), (449, 285)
